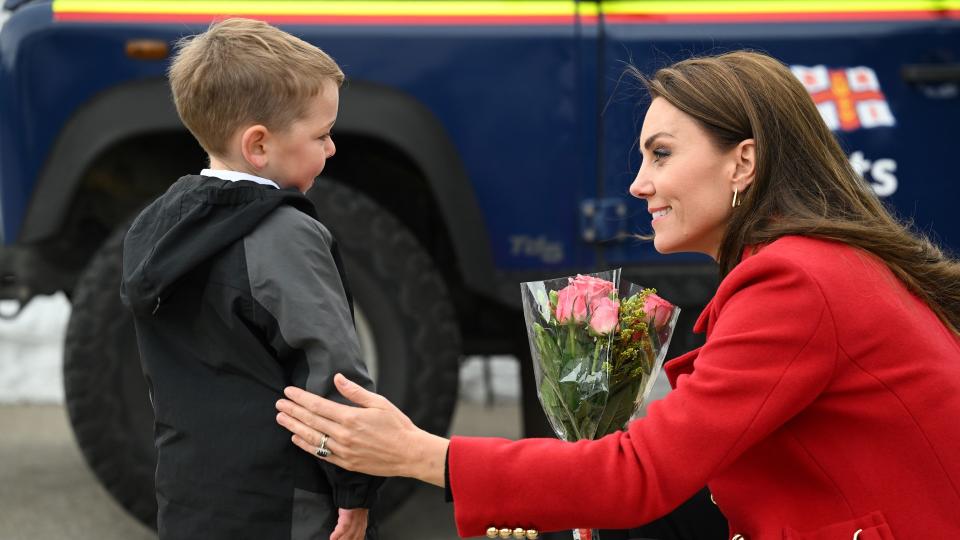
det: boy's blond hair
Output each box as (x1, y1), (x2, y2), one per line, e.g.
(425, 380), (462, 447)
(169, 18), (344, 156)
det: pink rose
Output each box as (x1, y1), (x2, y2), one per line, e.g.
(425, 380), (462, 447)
(555, 286), (573, 322)
(644, 293), (674, 329)
(556, 285), (588, 323)
(569, 275), (615, 312)
(555, 275), (616, 324)
(589, 297), (620, 335)
(572, 295), (587, 322)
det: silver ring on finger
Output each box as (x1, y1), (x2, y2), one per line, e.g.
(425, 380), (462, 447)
(315, 433), (331, 458)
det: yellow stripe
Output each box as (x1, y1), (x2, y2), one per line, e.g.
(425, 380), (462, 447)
(601, 0), (944, 15)
(578, 1), (600, 16)
(53, 0), (578, 16)
(52, 0), (956, 18)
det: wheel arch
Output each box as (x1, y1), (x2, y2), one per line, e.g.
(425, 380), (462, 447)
(21, 78), (500, 301)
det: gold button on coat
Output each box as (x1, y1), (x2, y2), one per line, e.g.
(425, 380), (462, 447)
(499, 528), (512, 539)
(486, 527), (498, 538)
(526, 530), (539, 539)
(513, 528), (526, 539)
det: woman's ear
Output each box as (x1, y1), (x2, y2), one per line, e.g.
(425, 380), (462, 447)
(733, 138), (757, 190)
(240, 125), (270, 170)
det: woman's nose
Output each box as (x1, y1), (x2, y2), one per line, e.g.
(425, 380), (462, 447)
(629, 169), (652, 199)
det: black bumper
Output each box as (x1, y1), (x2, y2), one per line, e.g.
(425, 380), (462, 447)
(0, 243), (76, 306)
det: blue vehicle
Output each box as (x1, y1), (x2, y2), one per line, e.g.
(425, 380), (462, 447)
(1, 0), (958, 531)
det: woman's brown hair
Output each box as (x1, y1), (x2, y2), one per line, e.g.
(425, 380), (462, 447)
(635, 50), (960, 334)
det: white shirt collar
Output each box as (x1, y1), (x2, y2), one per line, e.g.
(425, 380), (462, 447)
(200, 169), (280, 189)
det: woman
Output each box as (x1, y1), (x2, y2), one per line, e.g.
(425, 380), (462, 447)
(276, 51), (960, 538)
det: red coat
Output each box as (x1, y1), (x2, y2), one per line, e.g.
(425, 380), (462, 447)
(449, 236), (960, 539)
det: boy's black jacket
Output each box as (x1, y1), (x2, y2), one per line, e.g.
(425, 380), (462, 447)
(121, 175), (381, 539)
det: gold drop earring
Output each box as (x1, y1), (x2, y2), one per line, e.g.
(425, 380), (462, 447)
(731, 187), (742, 208)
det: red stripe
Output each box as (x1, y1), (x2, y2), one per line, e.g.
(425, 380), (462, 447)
(605, 10), (942, 24)
(54, 11), (577, 25)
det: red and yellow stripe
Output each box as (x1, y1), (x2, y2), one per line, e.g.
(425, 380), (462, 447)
(52, 0), (960, 26)
(601, 0), (960, 24)
(53, 0), (585, 25)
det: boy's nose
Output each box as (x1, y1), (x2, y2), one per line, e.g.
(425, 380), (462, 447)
(327, 138), (336, 158)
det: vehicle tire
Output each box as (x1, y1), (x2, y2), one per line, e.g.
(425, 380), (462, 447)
(62, 179), (462, 529)
(63, 222), (158, 528)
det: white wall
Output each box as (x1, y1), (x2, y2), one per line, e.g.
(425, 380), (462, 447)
(0, 293), (71, 403)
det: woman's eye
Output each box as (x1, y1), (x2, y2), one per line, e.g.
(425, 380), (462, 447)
(653, 148), (670, 162)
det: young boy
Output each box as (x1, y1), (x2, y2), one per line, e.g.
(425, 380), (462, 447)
(120, 18), (380, 540)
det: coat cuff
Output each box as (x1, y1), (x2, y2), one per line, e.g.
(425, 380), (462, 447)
(449, 435), (537, 538)
(323, 462), (384, 509)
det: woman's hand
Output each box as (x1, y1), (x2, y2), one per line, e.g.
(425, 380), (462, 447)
(276, 373), (449, 487)
(330, 508), (367, 540)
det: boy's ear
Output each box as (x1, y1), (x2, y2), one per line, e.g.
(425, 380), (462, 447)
(239, 125), (270, 170)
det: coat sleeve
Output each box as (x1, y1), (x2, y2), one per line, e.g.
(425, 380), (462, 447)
(448, 253), (838, 536)
(245, 205), (382, 509)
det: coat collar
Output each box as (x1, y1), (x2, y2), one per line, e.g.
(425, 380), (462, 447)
(663, 243), (766, 388)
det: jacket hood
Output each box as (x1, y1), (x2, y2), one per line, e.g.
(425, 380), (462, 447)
(120, 175), (317, 316)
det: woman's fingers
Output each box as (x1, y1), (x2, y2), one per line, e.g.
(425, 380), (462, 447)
(289, 433), (316, 456)
(333, 374), (392, 410)
(282, 423), (351, 470)
(282, 386), (352, 422)
(277, 399), (343, 440)
(276, 410), (341, 450)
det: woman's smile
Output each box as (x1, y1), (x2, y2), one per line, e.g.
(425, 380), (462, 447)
(650, 206), (673, 223)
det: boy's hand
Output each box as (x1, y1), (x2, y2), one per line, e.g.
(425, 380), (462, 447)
(330, 507), (368, 540)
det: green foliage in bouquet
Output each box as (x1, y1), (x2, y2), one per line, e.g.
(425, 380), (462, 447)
(530, 284), (670, 442)
(532, 307), (607, 441)
(594, 290), (662, 438)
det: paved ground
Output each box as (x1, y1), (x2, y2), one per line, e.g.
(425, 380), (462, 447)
(0, 404), (156, 539)
(0, 397), (521, 540)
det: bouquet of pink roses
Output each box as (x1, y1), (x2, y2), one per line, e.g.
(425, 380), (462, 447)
(520, 269), (680, 442)
(520, 270), (679, 540)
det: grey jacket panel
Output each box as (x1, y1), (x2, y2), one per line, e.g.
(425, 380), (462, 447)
(244, 205), (381, 510)
(244, 205), (374, 401)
